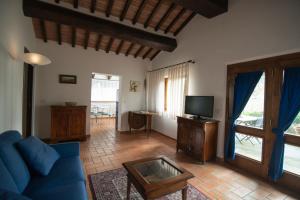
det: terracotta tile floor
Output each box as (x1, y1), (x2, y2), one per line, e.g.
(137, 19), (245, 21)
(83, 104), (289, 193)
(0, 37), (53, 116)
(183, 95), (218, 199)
(80, 121), (299, 200)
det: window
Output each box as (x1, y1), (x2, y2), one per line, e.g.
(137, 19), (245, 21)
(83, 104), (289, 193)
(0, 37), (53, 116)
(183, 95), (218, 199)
(234, 73), (265, 161)
(164, 77), (168, 111)
(283, 144), (300, 175)
(286, 112), (300, 137)
(236, 73), (265, 129)
(235, 132), (263, 161)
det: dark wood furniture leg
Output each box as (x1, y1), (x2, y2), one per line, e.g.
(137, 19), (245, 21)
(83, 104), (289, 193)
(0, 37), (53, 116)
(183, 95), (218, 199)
(182, 186), (187, 200)
(127, 176), (131, 200)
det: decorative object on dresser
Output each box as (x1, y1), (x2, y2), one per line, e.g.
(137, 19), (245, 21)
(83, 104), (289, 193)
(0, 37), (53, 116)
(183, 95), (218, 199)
(128, 111), (157, 137)
(177, 116), (219, 163)
(51, 105), (87, 143)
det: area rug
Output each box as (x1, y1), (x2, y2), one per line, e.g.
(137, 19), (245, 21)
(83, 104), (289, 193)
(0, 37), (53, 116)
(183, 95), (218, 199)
(89, 168), (209, 200)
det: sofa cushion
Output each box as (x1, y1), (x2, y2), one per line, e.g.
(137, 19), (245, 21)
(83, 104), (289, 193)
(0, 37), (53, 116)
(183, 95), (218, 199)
(25, 181), (87, 200)
(0, 189), (32, 200)
(0, 158), (19, 193)
(0, 131), (31, 193)
(17, 136), (60, 176)
(24, 156), (85, 195)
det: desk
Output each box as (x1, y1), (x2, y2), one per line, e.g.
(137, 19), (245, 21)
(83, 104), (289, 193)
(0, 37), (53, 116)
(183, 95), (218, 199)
(128, 111), (157, 137)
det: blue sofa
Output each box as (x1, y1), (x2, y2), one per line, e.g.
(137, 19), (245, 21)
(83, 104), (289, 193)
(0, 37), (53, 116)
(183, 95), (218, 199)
(0, 130), (88, 200)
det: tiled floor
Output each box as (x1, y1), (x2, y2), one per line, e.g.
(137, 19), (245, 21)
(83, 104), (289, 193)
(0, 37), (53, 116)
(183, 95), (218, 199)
(80, 121), (299, 200)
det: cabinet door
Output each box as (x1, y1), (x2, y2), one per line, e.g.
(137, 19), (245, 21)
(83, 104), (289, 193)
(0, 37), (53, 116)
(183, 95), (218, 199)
(190, 126), (204, 158)
(69, 109), (85, 137)
(177, 121), (191, 151)
(52, 109), (69, 138)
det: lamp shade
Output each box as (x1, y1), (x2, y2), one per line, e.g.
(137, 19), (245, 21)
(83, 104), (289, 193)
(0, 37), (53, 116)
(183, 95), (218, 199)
(22, 53), (51, 65)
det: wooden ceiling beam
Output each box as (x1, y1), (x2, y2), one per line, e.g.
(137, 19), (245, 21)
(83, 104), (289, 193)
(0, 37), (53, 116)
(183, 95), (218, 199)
(90, 0), (97, 13)
(106, 37), (114, 53)
(150, 50), (160, 60)
(173, 12), (195, 36)
(144, 0), (161, 28)
(135, 45), (145, 58)
(39, 19), (47, 42)
(120, 0), (132, 21)
(73, 0), (78, 8)
(23, 0), (177, 52)
(95, 34), (102, 51)
(143, 48), (152, 59)
(155, 3), (175, 31)
(164, 8), (186, 34)
(126, 43), (134, 56)
(71, 27), (76, 47)
(171, 0), (228, 18)
(56, 23), (61, 45)
(84, 30), (90, 49)
(116, 40), (124, 55)
(132, 0), (147, 25)
(106, 0), (113, 17)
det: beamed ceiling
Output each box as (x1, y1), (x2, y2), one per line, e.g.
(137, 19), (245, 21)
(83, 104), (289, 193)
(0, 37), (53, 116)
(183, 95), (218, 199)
(24, 0), (227, 60)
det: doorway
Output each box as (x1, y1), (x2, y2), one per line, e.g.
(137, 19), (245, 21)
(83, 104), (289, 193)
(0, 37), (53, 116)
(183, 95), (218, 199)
(90, 73), (120, 134)
(22, 48), (34, 138)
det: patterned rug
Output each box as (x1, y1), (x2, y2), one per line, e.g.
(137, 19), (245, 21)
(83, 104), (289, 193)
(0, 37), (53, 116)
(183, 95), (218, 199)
(89, 168), (209, 200)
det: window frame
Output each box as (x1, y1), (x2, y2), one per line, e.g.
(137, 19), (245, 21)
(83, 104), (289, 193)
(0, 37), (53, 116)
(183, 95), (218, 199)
(225, 52), (300, 192)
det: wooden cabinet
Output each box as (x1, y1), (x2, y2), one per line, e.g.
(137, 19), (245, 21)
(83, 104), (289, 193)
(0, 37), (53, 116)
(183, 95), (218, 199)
(177, 116), (219, 163)
(51, 106), (87, 143)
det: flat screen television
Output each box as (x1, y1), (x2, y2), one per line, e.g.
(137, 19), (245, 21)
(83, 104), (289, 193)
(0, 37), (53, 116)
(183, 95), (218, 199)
(185, 96), (214, 118)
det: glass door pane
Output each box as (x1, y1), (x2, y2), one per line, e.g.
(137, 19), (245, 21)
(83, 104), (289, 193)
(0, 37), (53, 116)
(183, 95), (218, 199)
(284, 144), (300, 175)
(236, 73), (265, 129)
(235, 132), (263, 161)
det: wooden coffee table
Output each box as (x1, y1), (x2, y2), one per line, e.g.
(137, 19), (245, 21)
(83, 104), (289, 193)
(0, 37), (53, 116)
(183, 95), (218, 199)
(123, 156), (194, 200)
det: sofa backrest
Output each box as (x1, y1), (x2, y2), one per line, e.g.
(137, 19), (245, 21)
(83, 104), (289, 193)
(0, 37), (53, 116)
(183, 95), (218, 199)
(0, 157), (19, 193)
(0, 131), (31, 193)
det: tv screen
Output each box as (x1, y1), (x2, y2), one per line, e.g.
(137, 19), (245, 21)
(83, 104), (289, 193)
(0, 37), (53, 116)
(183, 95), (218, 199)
(185, 96), (214, 118)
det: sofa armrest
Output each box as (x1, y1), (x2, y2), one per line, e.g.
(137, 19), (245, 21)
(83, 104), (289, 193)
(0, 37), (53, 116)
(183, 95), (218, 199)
(0, 189), (32, 200)
(50, 142), (80, 157)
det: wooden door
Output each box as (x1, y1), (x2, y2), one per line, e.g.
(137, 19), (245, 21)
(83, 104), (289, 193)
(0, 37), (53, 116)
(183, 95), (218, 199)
(69, 108), (85, 137)
(177, 119), (191, 151)
(190, 126), (204, 159)
(52, 109), (69, 139)
(225, 52), (300, 192)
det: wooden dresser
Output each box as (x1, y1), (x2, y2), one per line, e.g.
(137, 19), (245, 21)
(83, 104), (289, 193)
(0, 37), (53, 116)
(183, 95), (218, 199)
(177, 116), (219, 163)
(51, 106), (87, 143)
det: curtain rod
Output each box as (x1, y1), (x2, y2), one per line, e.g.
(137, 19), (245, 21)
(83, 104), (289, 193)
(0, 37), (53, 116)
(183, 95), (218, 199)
(148, 60), (195, 72)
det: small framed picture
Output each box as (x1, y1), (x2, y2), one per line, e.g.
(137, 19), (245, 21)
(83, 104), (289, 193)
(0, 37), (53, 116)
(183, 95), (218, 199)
(129, 80), (141, 92)
(59, 74), (77, 84)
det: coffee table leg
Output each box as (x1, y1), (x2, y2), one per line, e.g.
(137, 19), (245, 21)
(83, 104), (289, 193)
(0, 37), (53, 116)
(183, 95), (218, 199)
(127, 177), (131, 200)
(182, 186), (187, 200)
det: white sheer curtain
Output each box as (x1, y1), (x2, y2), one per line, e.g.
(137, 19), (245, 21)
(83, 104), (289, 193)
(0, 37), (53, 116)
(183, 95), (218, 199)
(166, 63), (189, 119)
(146, 63), (189, 119)
(146, 69), (165, 115)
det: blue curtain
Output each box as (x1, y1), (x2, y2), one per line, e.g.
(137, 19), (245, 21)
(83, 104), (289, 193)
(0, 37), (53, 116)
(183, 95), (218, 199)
(225, 71), (263, 160)
(269, 67), (300, 181)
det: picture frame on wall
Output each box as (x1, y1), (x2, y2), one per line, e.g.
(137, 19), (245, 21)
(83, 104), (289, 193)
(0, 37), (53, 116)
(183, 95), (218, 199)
(59, 74), (77, 84)
(129, 80), (141, 92)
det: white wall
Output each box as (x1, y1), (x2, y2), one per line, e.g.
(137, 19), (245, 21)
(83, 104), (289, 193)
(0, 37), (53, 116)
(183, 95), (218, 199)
(151, 0), (300, 158)
(34, 40), (148, 139)
(0, 0), (36, 133)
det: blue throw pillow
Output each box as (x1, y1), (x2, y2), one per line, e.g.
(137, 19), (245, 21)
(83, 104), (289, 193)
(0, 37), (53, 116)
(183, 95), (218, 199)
(16, 136), (60, 176)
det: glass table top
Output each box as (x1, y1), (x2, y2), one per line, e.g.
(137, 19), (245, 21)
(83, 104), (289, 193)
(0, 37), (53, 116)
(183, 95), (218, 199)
(133, 158), (182, 183)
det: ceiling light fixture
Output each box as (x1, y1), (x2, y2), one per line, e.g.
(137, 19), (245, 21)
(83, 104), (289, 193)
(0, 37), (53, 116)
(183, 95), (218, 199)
(22, 53), (51, 65)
